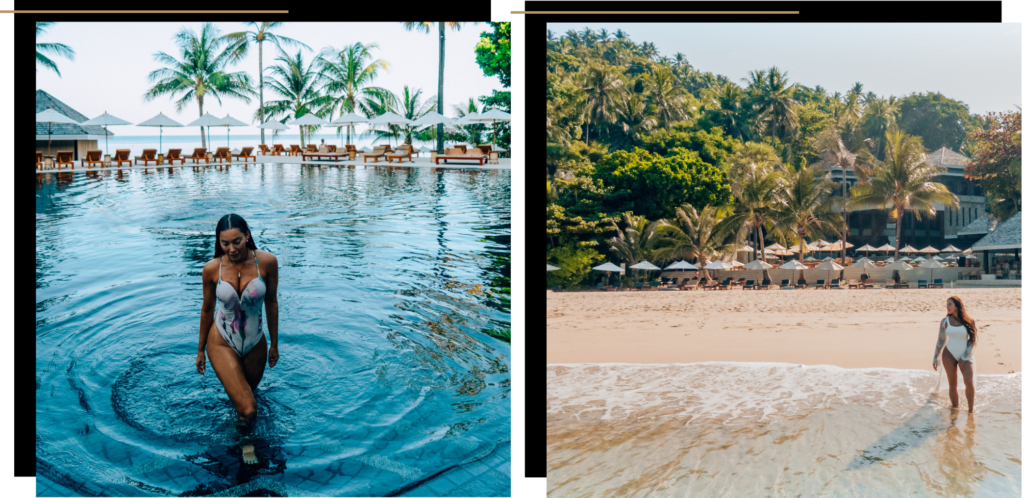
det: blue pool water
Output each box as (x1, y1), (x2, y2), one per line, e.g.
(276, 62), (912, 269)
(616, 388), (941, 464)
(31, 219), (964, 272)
(35, 164), (511, 496)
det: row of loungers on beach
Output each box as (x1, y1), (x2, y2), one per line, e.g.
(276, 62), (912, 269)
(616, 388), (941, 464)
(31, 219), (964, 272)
(585, 277), (947, 291)
(37, 148), (256, 169)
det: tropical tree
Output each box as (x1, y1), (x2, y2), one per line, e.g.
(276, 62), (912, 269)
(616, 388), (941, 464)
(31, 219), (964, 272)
(220, 22), (311, 145)
(450, 98), (485, 146)
(607, 212), (658, 279)
(394, 86), (436, 144)
(776, 165), (845, 263)
(316, 42), (391, 145)
(861, 96), (900, 159)
(144, 23), (254, 149)
(720, 164), (785, 263)
(255, 50), (331, 147)
(705, 82), (748, 141)
(615, 91), (657, 150)
(583, 61), (626, 144)
(36, 22), (74, 77)
(749, 66), (802, 145)
(810, 126), (860, 261)
(400, 22), (476, 152)
(648, 203), (734, 282)
(643, 67), (688, 129)
(848, 128), (961, 259)
(964, 110), (1022, 220)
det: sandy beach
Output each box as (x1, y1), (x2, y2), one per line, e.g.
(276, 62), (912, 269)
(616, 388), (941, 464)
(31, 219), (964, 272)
(547, 288), (1021, 373)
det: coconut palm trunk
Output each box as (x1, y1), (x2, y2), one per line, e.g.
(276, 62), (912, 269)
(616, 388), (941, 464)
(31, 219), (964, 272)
(259, 41), (265, 145)
(436, 23), (445, 153)
(198, 98), (206, 149)
(895, 211), (902, 261)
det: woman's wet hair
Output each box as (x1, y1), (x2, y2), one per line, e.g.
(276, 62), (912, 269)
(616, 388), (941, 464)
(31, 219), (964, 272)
(947, 296), (977, 346)
(214, 214), (258, 258)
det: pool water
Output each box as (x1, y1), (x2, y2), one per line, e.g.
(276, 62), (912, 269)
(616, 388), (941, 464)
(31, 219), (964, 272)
(35, 164), (511, 496)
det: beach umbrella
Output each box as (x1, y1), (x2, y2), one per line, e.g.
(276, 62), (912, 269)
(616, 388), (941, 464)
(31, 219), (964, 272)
(738, 245), (754, 252)
(217, 114), (248, 149)
(471, 107), (511, 148)
(743, 260), (773, 270)
(257, 119), (290, 145)
(885, 260), (913, 283)
(330, 112), (370, 145)
(592, 261), (624, 284)
(901, 245), (919, 253)
(964, 254), (977, 259)
(932, 255), (945, 261)
(367, 111), (412, 148)
(899, 256), (912, 261)
(185, 112), (223, 150)
(36, 107), (80, 155)
(788, 244), (810, 253)
(79, 111), (132, 155)
(779, 259), (809, 284)
(547, 264), (560, 271)
(919, 246), (940, 254)
(766, 243), (786, 251)
(876, 243), (896, 255)
(703, 260), (730, 280)
(962, 248), (973, 255)
(665, 260), (698, 270)
(885, 257), (895, 262)
(918, 259), (945, 284)
(848, 259), (878, 269)
(816, 260), (844, 284)
(135, 112), (183, 154)
(290, 113), (330, 147)
(912, 256), (928, 262)
(629, 261), (661, 282)
(855, 244), (876, 253)
(940, 244), (961, 253)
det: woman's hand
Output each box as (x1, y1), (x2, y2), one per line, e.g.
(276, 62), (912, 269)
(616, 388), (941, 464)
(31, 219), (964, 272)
(269, 346), (279, 368)
(933, 361), (938, 371)
(196, 351), (206, 375)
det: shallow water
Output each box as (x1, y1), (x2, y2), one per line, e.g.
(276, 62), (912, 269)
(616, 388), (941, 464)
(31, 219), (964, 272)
(36, 165), (511, 496)
(547, 363), (1021, 497)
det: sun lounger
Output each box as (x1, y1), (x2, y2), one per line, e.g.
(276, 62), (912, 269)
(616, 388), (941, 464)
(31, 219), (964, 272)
(273, 144), (286, 155)
(595, 282), (605, 291)
(917, 280), (928, 289)
(829, 279), (841, 289)
(288, 145), (302, 156)
(213, 147), (232, 163)
(436, 147), (488, 165)
(135, 148), (157, 165)
(929, 279), (944, 289)
(386, 148), (413, 163)
(36, 151), (42, 169)
(633, 282), (644, 291)
(186, 148), (209, 164)
(82, 150), (102, 168)
(326, 145), (337, 153)
(257, 144), (275, 156)
(364, 145), (390, 163)
(780, 279), (793, 289)
(885, 279), (899, 289)
(306, 144), (318, 153)
(715, 278), (733, 290)
(113, 149), (131, 167)
(166, 149), (184, 165)
(681, 280), (698, 291)
(756, 279), (773, 290)
(669, 278), (678, 287)
(814, 280), (827, 290)
(56, 151), (74, 169)
(862, 278), (875, 289)
(395, 144), (420, 157)
(742, 279), (755, 290)
(302, 149), (346, 162)
(795, 279), (807, 289)
(237, 147), (255, 162)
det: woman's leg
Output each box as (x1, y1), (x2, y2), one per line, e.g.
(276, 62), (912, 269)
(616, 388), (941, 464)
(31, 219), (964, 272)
(958, 360), (975, 413)
(241, 333), (268, 392)
(207, 324), (259, 463)
(941, 347), (959, 408)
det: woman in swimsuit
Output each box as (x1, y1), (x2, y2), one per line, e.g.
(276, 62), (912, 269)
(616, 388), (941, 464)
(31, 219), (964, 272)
(932, 296), (977, 413)
(196, 214), (279, 464)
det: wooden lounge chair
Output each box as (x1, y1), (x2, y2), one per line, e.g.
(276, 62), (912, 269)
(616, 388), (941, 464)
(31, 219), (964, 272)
(715, 277), (733, 290)
(113, 149), (131, 167)
(917, 280), (928, 289)
(595, 282), (605, 291)
(186, 148), (209, 164)
(829, 279), (842, 289)
(257, 144), (275, 156)
(862, 278), (875, 289)
(633, 282), (644, 291)
(345, 145), (359, 159)
(387, 148), (413, 163)
(780, 279), (793, 289)
(742, 279), (756, 290)
(302, 147), (346, 162)
(56, 151), (74, 169)
(395, 144), (420, 157)
(326, 145), (337, 153)
(306, 144), (318, 153)
(166, 149), (184, 165)
(479, 144), (492, 156)
(814, 280), (827, 289)
(82, 150), (103, 168)
(795, 279), (807, 289)
(885, 279), (899, 289)
(135, 149), (157, 165)
(681, 280), (698, 291)
(929, 279), (944, 289)
(669, 278), (678, 287)
(364, 145), (389, 163)
(36, 151), (42, 169)
(756, 279), (773, 290)
(237, 147), (255, 162)
(213, 147), (232, 163)
(288, 145), (302, 156)
(453, 144), (468, 153)
(436, 147), (488, 165)
(273, 144), (286, 155)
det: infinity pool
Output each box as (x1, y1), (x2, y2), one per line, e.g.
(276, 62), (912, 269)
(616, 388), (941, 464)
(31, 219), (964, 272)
(35, 164), (511, 496)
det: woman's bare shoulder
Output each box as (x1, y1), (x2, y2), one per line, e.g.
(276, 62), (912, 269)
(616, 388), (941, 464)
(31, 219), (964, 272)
(256, 250), (278, 265)
(202, 257), (221, 279)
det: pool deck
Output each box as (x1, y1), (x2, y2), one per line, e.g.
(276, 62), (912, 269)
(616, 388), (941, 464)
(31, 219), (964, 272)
(36, 155), (512, 174)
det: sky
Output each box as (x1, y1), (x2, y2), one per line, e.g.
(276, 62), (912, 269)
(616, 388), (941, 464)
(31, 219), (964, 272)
(36, 22), (504, 136)
(550, 23), (1022, 115)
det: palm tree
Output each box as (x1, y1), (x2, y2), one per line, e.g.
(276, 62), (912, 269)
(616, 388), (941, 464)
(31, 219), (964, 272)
(255, 50), (331, 147)
(36, 22), (74, 77)
(394, 86), (436, 145)
(848, 128), (960, 259)
(649, 203), (735, 282)
(607, 212), (657, 279)
(706, 83), (747, 141)
(144, 23), (254, 149)
(643, 67), (688, 129)
(811, 126), (860, 261)
(400, 22), (475, 153)
(861, 96), (900, 159)
(220, 23), (311, 145)
(614, 29), (630, 40)
(639, 41), (659, 60)
(777, 165), (844, 264)
(721, 164), (785, 263)
(749, 66), (801, 145)
(616, 91), (656, 149)
(316, 42), (391, 145)
(583, 61), (626, 144)
(451, 98), (485, 145)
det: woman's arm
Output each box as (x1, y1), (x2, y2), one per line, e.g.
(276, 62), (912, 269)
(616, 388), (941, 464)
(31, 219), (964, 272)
(961, 323), (976, 362)
(199, 262), (216, 353)
(932, 317), (947, 366)
(264, 253), (280, 350)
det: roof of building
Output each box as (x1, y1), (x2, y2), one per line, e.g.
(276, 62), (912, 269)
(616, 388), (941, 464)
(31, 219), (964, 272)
(959, 211), (998, 236)
(926, 147), (970, 169)
(971, 211), (1021, 250)
(36, 89), (112, 138)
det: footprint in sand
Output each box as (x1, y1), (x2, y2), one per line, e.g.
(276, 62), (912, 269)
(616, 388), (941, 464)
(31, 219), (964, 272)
(827, 324), (838, 328)
(998, 362), (1004, 365)
(996, 354), (1001, 357)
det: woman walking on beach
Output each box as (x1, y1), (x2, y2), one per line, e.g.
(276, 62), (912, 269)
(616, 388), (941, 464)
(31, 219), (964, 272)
(932, 296), (976, 413)
(196, 214), (280, 464)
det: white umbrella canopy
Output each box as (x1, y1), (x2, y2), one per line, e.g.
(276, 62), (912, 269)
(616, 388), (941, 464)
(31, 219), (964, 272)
(817, 260), (844, 284)
(136, 112), (183, 153)
(257, 119), (290, 145)
(185, 112), (223, 149)
(79, 111), (132, 155)
(547, 264), (560, 271)
(217, 114), (248, 149)
(901, 245), (919, 253)
(592, 262), (625, 272)
(454, 112), (481, 126)
(918, 246), (940, 254)
(779, 260), (810, 270)
(962, 248), (973, 255)
(885, 257), (895, 262)
(766, 243), (786, 251)
(290, 113), (330, 147)
(730, 260), (746, 268)
(918, 259), (945, 285)
(368, 112), (412, 148)
(912, 256), (928, 262)
(703, 261), (730, 269)
(932, 255), (946, 261)
(738, 245), (755, 252)
(630, 261), (661, 270)
(848, 259), (878, 269)
(940, 245), (961, 253)
(744, 260), (774, 270)
(329, 112), (370, 144)
(411, 111), (454, 127)
(471, 108), (511, 144)
(886, 261), (913, 270)
(900, 256), (912, 261)
(36, 107), (80, 155)
(665, 260), (698, 270)
(876, 243), (896, 252)
(855, 244), (876, 252)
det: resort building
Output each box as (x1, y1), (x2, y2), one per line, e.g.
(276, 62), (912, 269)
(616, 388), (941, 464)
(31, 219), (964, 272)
(970, 211), (1021, 279)
(36, 89), (109, 160)
(823, 146), (990, 251)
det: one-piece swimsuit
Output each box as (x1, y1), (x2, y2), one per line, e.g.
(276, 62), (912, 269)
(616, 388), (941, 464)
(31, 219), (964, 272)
(215, 252), (267, 357)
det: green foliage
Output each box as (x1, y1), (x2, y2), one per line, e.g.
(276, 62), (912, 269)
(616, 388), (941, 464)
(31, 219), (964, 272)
(479, 90), (511, 149)
(547, 50), (581, 72)
(636, 125), (739, 168)
(594, 147), (732, 220)
(546, 245), (603, 290)
(896, 92), (979, 152)
(475, 22), (510, 87)
(965, 111), (1022, 220)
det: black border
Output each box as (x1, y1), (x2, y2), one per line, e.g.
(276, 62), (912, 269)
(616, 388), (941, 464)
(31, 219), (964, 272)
(530, 0), (1003, 479)
(23, 6), (494, 479)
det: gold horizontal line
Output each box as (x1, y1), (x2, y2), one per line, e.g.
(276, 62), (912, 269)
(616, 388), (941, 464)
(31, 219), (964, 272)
(0, 10), (289, 13)
(511, 11), (799, 14)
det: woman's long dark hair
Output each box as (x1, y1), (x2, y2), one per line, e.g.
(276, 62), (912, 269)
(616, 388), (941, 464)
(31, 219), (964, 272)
(948, 296), (977, 346)
(214, 214), (258, 258)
